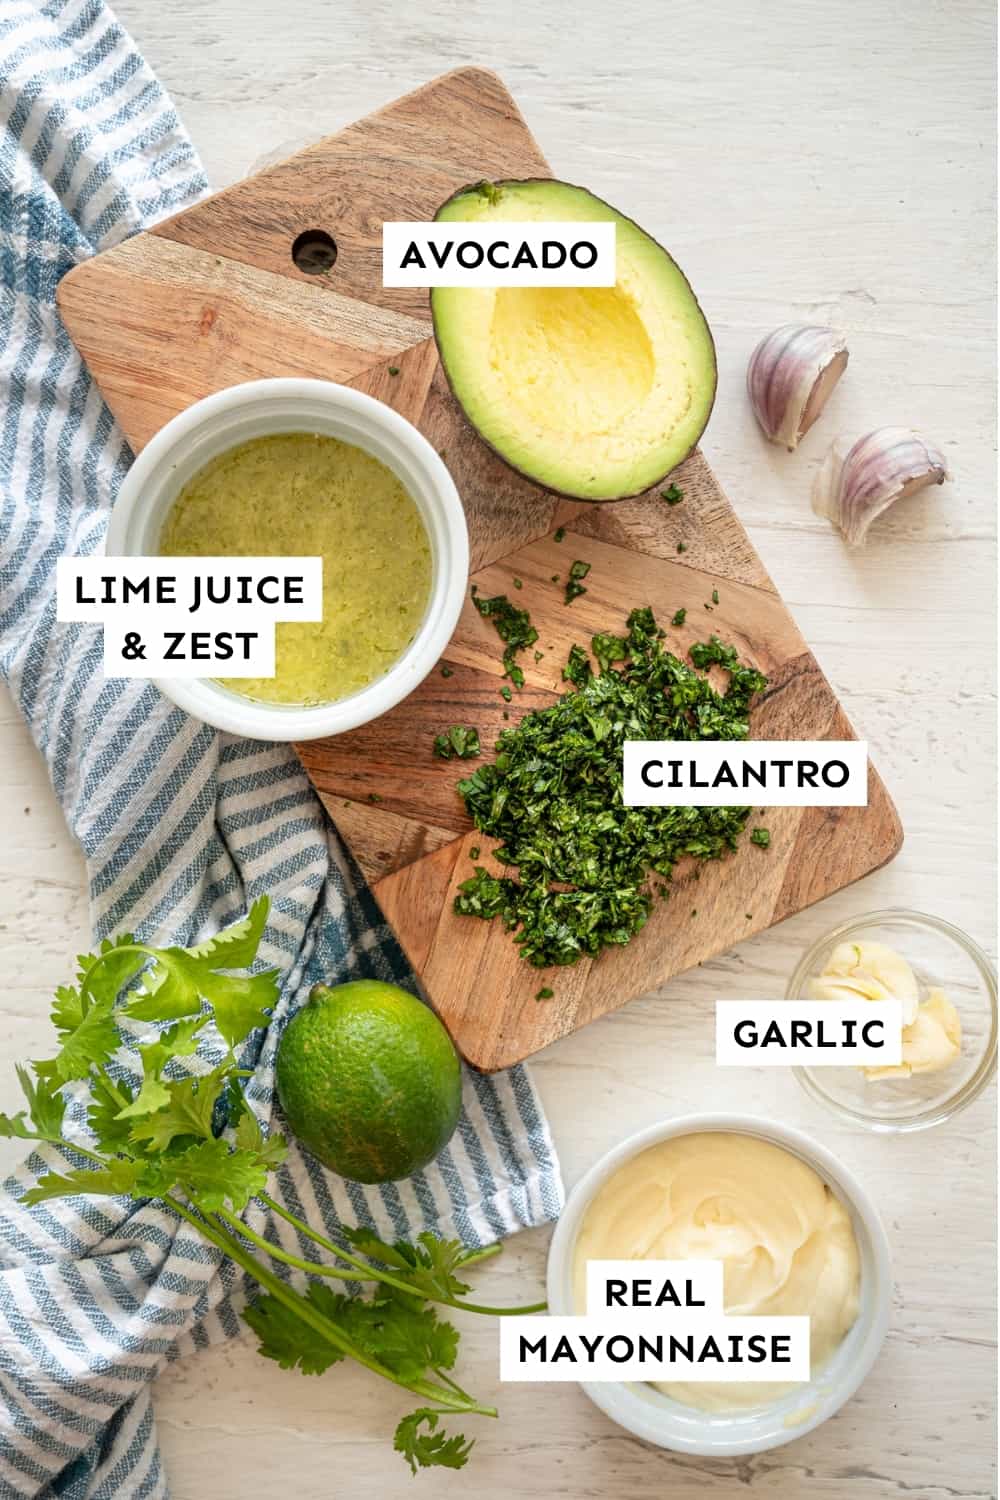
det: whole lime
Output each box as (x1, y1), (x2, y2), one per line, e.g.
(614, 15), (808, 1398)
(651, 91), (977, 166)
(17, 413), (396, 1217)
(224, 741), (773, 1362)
(275, 979), (462, 1183)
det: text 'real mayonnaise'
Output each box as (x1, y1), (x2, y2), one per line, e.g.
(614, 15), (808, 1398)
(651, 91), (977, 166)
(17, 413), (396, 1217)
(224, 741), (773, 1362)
(572, 1132), (861, 1412)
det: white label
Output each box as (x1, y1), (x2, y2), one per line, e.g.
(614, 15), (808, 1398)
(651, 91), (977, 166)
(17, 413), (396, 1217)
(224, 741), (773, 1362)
(58, 557), (323, 623)
(715, 999), (904, 1066)
(102, 615), (276, 678)
(57, 557), (322, 679)
(499, 1314), (810, 1383)
(584, 1260), (724, 1314)
(622, 740), (868, 807)
(382, 221), (616, 287)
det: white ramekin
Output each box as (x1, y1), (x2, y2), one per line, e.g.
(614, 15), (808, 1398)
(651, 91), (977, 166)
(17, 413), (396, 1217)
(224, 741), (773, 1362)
(546, 1113), (892, 1457)
(104, 378), (469, 741)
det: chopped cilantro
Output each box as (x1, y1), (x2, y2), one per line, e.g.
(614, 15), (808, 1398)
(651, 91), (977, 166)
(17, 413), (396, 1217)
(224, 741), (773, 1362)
(433, 726), (481, 760)
(473, 592), (538, 689)
(452, 607), (769, 968)
(441, 665), (454, 678)
(677, 541), (687, 554)
(469, 846), (480, 860)
(661, 483), (684, 505)
(751, 828), (771, 848)
(534, 987), (554, 1002)
(712, 589), (719, 605)
(564, 560), (591, 605)
(387, 365), (400, 376)
(553, 527), (565, 542)
(671, 608), (687, 627)
(500, 685), (512, 702)
(513, 578), (523, 589)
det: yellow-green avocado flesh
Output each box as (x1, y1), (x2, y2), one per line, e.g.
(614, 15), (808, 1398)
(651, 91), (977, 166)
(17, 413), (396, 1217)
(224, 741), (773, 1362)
(431, 179), (717, 501)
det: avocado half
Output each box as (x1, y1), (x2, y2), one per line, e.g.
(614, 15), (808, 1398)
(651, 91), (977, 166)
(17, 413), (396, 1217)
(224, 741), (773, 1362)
(431, 179), (717, 502)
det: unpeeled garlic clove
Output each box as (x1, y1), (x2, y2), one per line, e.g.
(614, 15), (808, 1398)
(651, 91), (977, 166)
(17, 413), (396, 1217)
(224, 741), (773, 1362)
(747, 324), (849, 450)
(813, 427), (949, 545)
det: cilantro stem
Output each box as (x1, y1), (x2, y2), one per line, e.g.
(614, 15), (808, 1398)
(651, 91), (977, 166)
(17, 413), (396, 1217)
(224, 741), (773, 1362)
(257, 1192), (540, 1315)
(212, 1205), (381, 1282)
(166, 1195), (495, 1417)
(21, 1133), (109, 1166)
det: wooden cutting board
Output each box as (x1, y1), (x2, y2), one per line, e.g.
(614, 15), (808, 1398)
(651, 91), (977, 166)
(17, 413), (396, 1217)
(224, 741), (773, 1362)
(56, 67), (902, 1071)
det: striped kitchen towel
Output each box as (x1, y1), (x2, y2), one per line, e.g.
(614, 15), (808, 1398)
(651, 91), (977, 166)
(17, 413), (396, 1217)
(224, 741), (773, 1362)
(0, 3), (564, 1495)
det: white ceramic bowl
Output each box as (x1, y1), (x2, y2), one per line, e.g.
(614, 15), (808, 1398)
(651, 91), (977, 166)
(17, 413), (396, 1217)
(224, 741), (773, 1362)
(104, 378), (469, 740)
(546, 1113), (891, 1457)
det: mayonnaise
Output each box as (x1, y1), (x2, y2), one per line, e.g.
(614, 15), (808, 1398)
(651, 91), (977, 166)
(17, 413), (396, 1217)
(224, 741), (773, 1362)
(809, 940), (961, 1079)
(572, 1132), (860, 1412)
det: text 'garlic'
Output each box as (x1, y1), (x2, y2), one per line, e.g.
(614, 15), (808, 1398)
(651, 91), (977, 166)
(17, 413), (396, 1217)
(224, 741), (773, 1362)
(747, 324), (849, 450)
(812, 427), (949, 545)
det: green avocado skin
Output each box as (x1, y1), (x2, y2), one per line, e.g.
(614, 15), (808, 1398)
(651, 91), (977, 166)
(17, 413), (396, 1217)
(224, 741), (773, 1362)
(275, 979), (462, 1184)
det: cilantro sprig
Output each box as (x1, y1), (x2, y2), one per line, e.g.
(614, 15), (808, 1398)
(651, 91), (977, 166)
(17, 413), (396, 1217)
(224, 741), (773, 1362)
(0, 897), (542, 1473)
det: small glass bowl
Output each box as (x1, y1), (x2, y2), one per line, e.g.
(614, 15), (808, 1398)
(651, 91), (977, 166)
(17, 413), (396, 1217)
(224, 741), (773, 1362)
(787, 909), (997, 1133)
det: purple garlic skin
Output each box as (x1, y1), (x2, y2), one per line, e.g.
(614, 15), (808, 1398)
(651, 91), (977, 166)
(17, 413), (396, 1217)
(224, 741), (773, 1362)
(813, 427), (950, 545)
(747, 324), (849, 450)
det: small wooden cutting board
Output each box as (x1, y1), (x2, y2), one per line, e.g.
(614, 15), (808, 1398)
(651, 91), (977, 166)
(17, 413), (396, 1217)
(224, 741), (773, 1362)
(56, 68), (902, 1070)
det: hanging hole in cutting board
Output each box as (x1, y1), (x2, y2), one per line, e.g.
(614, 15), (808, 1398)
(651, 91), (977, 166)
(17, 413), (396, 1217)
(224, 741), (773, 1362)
(291, 229), (338, 275)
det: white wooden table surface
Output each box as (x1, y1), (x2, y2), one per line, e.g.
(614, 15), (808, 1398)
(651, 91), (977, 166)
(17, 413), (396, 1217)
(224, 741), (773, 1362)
(2, 1), (996, 1495)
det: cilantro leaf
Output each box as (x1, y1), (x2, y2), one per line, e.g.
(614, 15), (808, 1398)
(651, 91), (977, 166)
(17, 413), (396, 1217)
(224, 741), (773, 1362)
(153, 1138), (268, 1212)
(14, 1064), (66, 1138)
(115, 1019), (206, 1120)
(344, 1228), (477, 1302)
(0, 1110), (36, 1141)
(49, 935), (151, 1080)
(307, 1283), (459, 1382)
(127, 901), (278, 1043)
(394, 1409), (473, 1475)
(74, 935), (147, 1005)
(50, 984), (85, 1037)
(53, 1004), (120, 1082)
(130, 953), (277, 1047)
(182, 896), (271, 973)
(128, 1066), (228, 1152)
(244, 1286), (347, 1375)
(22, 1158), (144, 1205)
(233, 1110), (287, 1169)
(125, 953), (202, 1024)
(198, 968), (280, 1048)
(87, 1075), (139, 1155)
(433, 726), (481, 760)
(247, 1280), (460, 1390)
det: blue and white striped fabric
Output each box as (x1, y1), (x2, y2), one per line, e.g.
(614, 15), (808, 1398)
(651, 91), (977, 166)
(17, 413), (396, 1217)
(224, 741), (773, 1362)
(0, 4), (564, 1494)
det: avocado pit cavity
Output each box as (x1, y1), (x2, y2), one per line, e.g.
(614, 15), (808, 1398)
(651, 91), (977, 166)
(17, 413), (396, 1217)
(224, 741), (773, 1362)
(489, 284), (655, 431)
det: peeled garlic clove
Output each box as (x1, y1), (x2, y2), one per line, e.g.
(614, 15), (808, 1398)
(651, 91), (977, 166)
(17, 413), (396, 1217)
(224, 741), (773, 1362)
(813, 427), (949, 545)
(747, 324), (849, 450)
